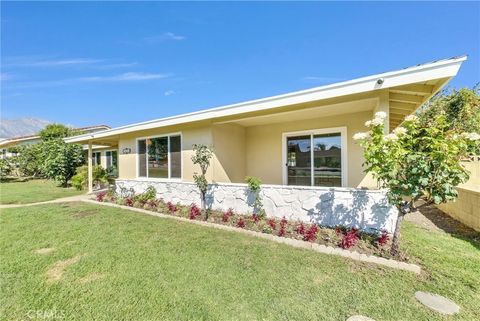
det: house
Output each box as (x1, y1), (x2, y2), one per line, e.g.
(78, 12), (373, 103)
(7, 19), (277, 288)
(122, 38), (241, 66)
(65, 56), (467, 233)
(0, 125), (117, 172)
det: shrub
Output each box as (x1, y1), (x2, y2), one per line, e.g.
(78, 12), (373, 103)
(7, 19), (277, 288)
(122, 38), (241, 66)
(96, 192), (106, 202)
(355, 104), (480, 256)
(245, 176), (266, 218)
(0, 158), (13, 178)
(377, 231), (389, 246)
(278, 217), (288, 237)
(236, 218), (246, 228)
(71, 165), (109, 190)
(303, 224), (318, 242)
(189, 204), (201, 220)
(295, 223), (305, 235)
(267, 218), (276, 230)
(135, 186), (157, 204)
(339, 228), (359, 249)
(222, 208), (234, 222)
(167, 202), (178, 214)
(125, 197), (134, 207)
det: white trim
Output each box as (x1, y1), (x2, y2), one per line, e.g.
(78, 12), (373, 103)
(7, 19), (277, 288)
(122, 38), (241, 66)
(282, 127), (348, 187)
(135, 132), (183, 181)
(65, 56), (466, 144)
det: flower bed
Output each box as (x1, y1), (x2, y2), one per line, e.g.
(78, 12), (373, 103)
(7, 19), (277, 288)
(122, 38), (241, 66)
(96, 188), (404, 260)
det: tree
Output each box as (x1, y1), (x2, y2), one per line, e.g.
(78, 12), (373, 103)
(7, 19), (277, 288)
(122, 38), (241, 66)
(16, 144), (45, 177)
(42, 140), (85, 187)
(354, 111), (479, 256)
(191, 144), (214, 216)
(418, 87), (480, 133)
(39, 123), (78, 141)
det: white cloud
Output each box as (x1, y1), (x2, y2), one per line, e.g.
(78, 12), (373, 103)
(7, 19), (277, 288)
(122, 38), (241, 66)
(5, 57), (102, 67)
(164, 90), (175, 96)
(79, 72), (170, 82)
(143, 32), (186, 43)
(5, 72), (172, 88)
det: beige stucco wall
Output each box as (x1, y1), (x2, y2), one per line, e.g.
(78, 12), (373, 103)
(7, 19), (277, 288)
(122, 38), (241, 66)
(211, 124), (246, 183)
(115, 107), (378, 188)
(245, 111), (374, 188)
(437, 186), (480, 232)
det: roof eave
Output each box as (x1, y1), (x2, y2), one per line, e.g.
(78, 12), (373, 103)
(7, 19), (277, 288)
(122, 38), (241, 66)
(65, 56), (467, 144)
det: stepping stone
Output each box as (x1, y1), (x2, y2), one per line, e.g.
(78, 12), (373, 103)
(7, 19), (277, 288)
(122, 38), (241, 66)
(346, 316), (376, 321)
(415, 291), (460, 315)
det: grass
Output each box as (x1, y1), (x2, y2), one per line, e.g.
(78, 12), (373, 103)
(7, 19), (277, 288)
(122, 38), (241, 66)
(0, 179), (84, 204)
(0, 202), (479, 321)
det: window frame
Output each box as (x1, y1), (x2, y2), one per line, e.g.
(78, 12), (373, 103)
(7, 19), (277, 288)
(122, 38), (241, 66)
(135, 132), (183, 181)
(92, 151), (102, 167)
(105, 149), (118, 169)
(281, 127), (347, 187)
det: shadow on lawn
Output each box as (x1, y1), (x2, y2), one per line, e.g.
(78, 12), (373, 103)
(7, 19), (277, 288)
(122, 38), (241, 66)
(415, 205), (480, 251)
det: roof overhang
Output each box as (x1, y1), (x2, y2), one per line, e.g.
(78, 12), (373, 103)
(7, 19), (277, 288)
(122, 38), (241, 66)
(65, 56), (467, 144)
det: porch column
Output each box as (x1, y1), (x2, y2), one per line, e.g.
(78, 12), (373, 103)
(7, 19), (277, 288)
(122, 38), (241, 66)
(88, 141), (93, 193)
(376, 90), (390, 133)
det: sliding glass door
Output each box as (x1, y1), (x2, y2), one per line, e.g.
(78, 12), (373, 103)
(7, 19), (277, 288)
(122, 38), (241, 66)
(285, 129), (344, 187)
(287, 135), (311, 186)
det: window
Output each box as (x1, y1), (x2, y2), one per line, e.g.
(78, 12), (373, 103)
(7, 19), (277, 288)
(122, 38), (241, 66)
(137, 134), (182, 179)
(92, 152), (101, 166)
(105, 150), (118, 169)
(284, 128), (346, 187)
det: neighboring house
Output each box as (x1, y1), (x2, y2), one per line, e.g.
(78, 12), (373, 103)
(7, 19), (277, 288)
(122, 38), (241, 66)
(0, 125), (117, 173)
(65, 56), (466, 233)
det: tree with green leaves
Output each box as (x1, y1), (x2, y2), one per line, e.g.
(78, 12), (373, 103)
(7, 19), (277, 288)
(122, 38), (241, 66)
(418, 87), (480, 133)
(42, 140), (85, 187)
(191, 144), (214, 216)
(354, 111), (479, 256)
(39, 123), (78, 141)
(16, 143), (45, 177)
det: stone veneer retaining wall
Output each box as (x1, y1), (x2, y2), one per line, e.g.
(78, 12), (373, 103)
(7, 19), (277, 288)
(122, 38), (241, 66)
(115, 179), (399, 233)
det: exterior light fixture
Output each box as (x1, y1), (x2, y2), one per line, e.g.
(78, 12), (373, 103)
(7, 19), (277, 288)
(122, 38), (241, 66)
(376, 78), (384, 85)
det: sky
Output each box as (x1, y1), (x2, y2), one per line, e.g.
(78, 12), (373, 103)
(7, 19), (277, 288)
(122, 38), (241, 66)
(1, 1), (479, 128)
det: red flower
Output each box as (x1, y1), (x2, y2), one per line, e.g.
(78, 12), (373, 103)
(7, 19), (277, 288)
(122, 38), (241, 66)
(167, 202), (178, 213)
(295, 223), (305, 235)
(377, 231), (389, 246)
(96, 192), (106, 202)
(251, 214), (260, 223)
(222, 208), (234, 222)
(267, 219), (276, 230)
(278, 227), (286, 237)
(125, 197), (134, 207)
(189, 204), (201, 220)
(236, 218), (246, 228)
(303, 224), (318, 242)
(339, 228), (359, 249)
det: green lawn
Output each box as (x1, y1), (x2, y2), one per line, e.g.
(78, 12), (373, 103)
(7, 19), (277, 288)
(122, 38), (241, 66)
(0, 179), (84, 204)
(0, 202), (479, 321)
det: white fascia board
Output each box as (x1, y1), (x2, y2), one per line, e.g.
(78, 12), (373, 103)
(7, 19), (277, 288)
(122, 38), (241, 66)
(65, 56), (466, 143)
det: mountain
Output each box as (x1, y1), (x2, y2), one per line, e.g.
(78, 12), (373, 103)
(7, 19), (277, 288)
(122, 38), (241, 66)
(0, 117), (52, 139)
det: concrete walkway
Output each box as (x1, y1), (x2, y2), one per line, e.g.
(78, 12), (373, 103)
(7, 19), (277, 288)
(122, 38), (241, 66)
(0, 194), (92, 209)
